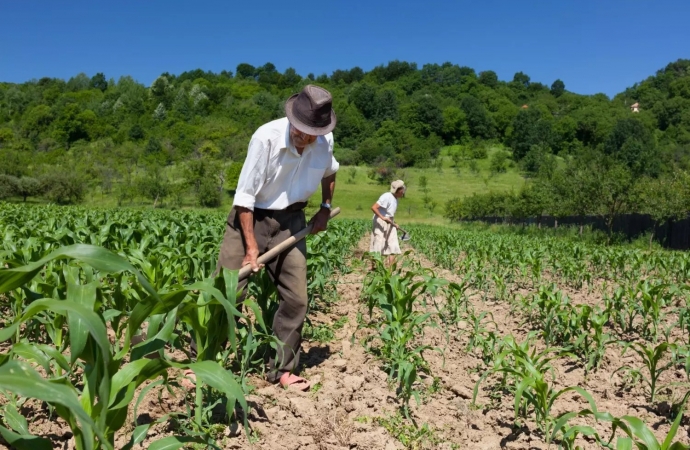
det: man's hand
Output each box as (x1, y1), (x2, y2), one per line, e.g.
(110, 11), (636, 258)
(241, 246), (263, 273)
(310, 208), (330, 234)
(383, 217), (397, 228)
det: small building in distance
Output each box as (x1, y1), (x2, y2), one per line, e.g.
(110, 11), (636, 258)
(630, 102), (640, 113)
(521, 104), (529, 109)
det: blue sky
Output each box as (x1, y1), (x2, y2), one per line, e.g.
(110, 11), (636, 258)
(1, 0), (688, 97)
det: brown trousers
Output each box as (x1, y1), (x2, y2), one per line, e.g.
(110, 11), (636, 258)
(213, 206), (308, 383)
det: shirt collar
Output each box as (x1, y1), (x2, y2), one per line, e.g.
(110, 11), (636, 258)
(282, 120), (320, 157)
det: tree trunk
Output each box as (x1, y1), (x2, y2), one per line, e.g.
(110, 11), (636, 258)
(153, 194), (159, 209)
(554, 219), (558, 229)
(579, 224), (583, 236)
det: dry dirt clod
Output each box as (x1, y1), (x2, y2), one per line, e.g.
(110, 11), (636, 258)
(449, 384), (472, 399)
(332, 359), (348, 372)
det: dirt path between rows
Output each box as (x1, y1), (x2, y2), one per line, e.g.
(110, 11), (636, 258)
(238, 237), (690, 449)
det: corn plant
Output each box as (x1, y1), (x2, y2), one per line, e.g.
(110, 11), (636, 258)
(0, 244), (248, 449)
(473, 334), (578, 444)
(461, 309), (502, 366)
(559, 391), (690, 450)
(360, 254), (443, 417)
(614, 341), (676, 403)
(573, 305), (614, 374)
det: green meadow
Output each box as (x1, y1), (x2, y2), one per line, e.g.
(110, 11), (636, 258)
(54, 146), (527, 225)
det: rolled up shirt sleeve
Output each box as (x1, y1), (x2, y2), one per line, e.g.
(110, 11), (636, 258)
(324, 137), (340, 178)
(232, 137), (268, 211)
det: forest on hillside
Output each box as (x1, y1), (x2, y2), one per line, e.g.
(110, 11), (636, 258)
(0, 59), (689, 222)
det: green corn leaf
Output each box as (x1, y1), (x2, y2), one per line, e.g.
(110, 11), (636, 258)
(616, 437), (634, 450)
(21, 299), (111, 366)
(147, 435), (209, 450)
(120, 423), (152, 450)
(11, 342), (51, 374)
(1, 404), (29, 435)
(109, 358), (168, 410)
(621, 415), (659, 449)
(131, 423), (151, 446)
(0, 425), (53, 450)
(36, 344), (72, 374)
(178, 360), (248, 427)
(67, 281), (98, 364)
(0, 244), (158, 300)
(109, 359), (150, 406)
(662, 391), (690, 450)
(0, 361), (100, 442)
(131, 310), (177, 361)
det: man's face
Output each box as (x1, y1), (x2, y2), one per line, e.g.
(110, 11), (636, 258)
(290, 124), (317, 148)
(394, 188), (405, 198)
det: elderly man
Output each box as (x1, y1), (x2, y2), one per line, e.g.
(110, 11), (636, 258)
(186, 85), (338, 391)
(370, 180), (405, 266)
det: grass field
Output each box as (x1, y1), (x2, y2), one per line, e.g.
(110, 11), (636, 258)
(309, 147), (525, 224)
(74, 146), (527, 225)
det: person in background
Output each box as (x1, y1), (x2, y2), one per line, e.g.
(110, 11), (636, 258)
(370, 180), (405, 266)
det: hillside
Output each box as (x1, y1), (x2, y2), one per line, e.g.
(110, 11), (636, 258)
(1, 59), (689, 220)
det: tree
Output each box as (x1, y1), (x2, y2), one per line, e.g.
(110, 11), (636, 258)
(550, 79), (565, 97)
(145, 137), (162, 154)
(41, 171), (86, 205)
(460, 96), (493, 139)
(236, 63), (257, 79)
(604, 117), (657, 176)
(596, 162), (635, 239)
(441, 106), (470, 144)
(512, 72), (531, 88)
(556, 156), (601, 234)
(53, 104), (97, 146)
(137, 164), (170, 208)
(15, 176), (42, 202)
(225, 162), (243, 191)
(150, 76), (172, 105)
(489, 150), (509, 175)
(636, 171), (690, 247)
(198, 175), (223, 207)
(478, 71), (499, 88)
(90, 73), (108, 92)
(0, 174), (18, 199)
(510, 108), (555, 160)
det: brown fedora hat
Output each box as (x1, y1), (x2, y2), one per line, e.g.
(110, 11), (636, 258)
(285, 84), (337, 136)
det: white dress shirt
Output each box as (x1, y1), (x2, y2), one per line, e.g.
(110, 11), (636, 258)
(233, 117), (339, 211)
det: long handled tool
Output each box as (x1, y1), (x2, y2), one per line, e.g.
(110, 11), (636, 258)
(238, 206), (341, 281)
(390, 218), (411, 242)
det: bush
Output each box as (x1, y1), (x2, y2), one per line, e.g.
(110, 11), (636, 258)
(489, 151), (509, 174)
(470, 143), (488, 159)
(333, 147), (361, 166)
(367, 161), (399, 185)
(0, 174), (18, 199)
(15, 176), (43, 201)
(521, 146), (556, 177)
(225, 162), (243, 191)
(198, 176), (222, 207)
(41, 171), (86, 204)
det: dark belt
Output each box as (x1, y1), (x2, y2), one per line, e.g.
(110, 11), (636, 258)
(254, 201), (308, 217)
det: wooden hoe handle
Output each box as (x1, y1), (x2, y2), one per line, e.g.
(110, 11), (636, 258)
(237, 207), (341, 281)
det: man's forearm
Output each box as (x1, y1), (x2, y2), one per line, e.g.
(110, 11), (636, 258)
(236, 207), (258, 251)
(321, 173), (336, 205)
